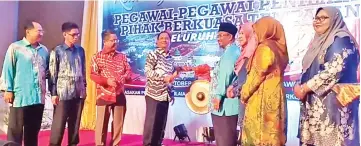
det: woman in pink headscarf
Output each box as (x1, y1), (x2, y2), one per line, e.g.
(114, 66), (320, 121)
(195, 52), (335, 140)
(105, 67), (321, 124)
(234, 23), (258, 75)
(226, 22), (257, 132)
(226, 22), (257, 97)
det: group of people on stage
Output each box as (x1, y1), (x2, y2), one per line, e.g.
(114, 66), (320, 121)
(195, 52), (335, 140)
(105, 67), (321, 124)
(2, 21), (88, 146)
(195, 15), (289, 146)
(196, 6), (359, 146)
(138, 6), (360, 146)
(179, 6), (358, 146)
(0, 5), (359, 146)
(1, 21), (132, 146)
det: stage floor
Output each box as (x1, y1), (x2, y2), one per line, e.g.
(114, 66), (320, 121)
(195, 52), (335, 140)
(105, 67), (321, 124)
(0, 130), (211, 146)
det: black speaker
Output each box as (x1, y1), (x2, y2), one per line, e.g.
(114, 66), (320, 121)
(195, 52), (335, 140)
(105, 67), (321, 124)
(173, 124), (191, 142)
(0, 140), (20, 146)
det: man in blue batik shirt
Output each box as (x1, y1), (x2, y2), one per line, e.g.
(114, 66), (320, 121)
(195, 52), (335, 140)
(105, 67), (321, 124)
(210, 22), (240, 146)
(48, 22), (86, 146)
(2, 20), (49, 146)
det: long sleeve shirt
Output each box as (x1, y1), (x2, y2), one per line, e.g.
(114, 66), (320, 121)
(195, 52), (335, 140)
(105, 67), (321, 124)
(90, 50), (131, 105)
(211, 43), (240, 116)
(48, 44), (87, 100)
(144, 48), (175, 101)
(2, 38), (49, 107)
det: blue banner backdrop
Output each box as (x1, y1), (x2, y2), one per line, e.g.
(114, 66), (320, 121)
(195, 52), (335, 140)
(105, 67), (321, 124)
(101, 0), (360, 101)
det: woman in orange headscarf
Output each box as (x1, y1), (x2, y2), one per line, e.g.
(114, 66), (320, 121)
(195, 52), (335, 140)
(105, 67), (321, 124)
(239, 17), (288, 146)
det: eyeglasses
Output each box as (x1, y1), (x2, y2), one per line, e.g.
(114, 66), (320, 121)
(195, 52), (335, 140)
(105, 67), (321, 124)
(158, 37), (170, 41)
(313, 16), (329, 22)
(217, 33), (230, 38)
(108, 39), (120, 43)
(32, 29), (45, 34)
(67, 33), (80, 37)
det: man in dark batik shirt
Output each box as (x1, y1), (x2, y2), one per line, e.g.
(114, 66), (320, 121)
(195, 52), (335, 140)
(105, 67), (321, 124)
(48, 22), (86, 146)
(143, 30), (179, 146)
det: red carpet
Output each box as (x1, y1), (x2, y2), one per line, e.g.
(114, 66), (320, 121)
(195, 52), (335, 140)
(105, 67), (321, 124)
(0, 130), (210, 146)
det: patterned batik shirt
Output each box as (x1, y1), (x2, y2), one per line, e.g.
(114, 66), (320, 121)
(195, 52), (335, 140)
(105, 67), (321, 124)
(144, 48), (175, 102)
(48, 44), (87, 100)
(90, 50), (131, 104)
(2, 38), (49, 107)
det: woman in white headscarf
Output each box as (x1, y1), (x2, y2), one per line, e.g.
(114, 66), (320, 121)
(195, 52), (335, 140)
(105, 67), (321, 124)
(294, 7), (360, 146)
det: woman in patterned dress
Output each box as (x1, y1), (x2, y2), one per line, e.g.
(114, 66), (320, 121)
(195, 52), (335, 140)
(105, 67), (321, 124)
(239, 16), (289, 146)
(294, 7), (360, 146)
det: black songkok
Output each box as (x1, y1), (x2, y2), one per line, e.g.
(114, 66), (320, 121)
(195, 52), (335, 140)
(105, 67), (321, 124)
(218, 22), (238, 37)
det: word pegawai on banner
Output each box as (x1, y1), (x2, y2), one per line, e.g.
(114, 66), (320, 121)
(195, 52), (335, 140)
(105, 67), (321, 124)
(102, 0), (360, 101)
